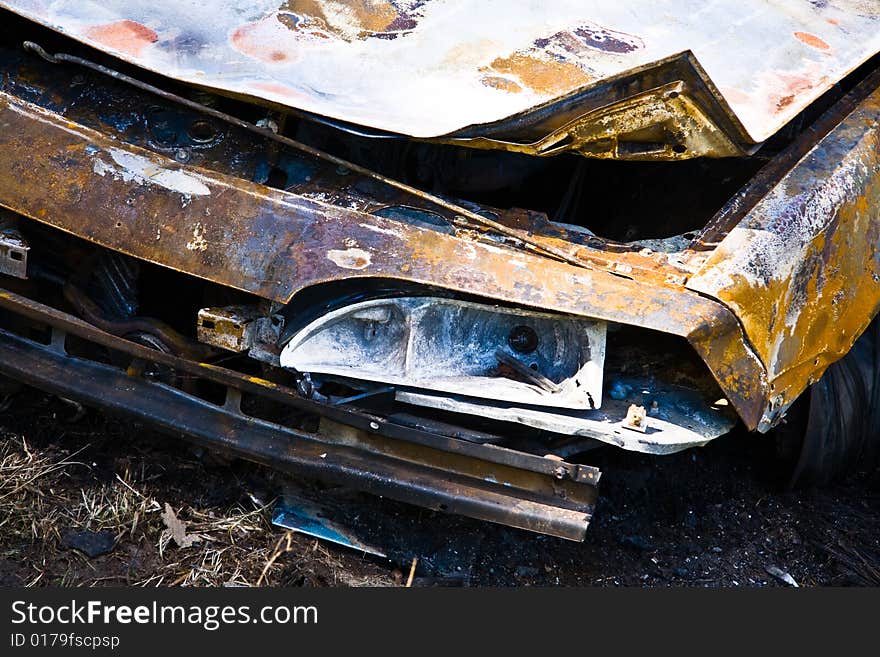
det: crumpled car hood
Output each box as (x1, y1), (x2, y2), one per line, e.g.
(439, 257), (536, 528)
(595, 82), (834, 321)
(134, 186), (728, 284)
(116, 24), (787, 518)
(3, 0), (879, 146)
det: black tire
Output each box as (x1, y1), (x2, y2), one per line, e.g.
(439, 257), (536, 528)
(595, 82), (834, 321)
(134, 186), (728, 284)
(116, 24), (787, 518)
(786, 315), (880, 486)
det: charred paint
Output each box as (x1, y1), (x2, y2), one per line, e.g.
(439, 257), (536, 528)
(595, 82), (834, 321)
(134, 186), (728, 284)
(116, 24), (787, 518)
(327, 247), (372, 269)
(533, 24), (644, 56)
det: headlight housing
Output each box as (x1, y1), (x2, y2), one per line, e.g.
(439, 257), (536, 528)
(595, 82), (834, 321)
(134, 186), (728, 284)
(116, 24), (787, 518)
(280, 296), (606, 410)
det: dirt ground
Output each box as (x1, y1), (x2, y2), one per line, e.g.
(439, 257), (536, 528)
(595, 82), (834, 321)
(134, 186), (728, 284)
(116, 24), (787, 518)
(1, 388), (878, 587)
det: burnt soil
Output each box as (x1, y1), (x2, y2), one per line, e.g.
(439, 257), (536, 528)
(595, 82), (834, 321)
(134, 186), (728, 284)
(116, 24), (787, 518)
(1, 389), (878, 587)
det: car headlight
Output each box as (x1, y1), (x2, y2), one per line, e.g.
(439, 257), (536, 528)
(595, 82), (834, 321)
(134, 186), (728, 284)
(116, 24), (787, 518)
(280, 296), (605, 410)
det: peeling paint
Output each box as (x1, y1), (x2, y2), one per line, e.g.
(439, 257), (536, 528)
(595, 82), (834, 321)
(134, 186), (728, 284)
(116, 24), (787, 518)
(327, 247), (372, 269)
(186, 222), (208, 251)
(93, 148), (211, 197)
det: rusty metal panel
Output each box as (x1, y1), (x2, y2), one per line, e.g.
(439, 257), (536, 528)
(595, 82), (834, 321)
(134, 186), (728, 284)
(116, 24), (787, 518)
(687, 74), (880, 429)
(1, 0), (878, 150)
(0, 88), (768, 428)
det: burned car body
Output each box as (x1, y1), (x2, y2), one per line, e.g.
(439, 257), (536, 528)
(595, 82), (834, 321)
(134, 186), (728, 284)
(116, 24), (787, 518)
(0, 1), (878, 540)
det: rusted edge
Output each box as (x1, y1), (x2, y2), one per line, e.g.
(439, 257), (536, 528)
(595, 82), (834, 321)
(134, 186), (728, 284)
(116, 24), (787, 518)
(688, 72), (880, 429)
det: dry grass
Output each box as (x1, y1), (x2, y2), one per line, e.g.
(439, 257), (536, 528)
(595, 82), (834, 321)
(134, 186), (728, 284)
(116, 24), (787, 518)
(0, 433), (88, 546)
(0, 415), (396, 587)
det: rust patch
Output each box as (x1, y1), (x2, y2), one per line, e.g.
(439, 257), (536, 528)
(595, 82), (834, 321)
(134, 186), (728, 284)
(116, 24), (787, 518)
(84, 21), (159, 57)
(794, 31), (832, 51)
(776, 94), (796, 110)
(276, 0), (425, 42)
(482, 53), (593, 96)
(479, 21), (640, 97)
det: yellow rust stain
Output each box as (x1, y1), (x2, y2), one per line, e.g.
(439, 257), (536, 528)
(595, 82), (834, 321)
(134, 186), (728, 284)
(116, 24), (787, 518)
(482, 53), (592, 96)
(719, 183), (880, 407)
(279, 0), (403, 39)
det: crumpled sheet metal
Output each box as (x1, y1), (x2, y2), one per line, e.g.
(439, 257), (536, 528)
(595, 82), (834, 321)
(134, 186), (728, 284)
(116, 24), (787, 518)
(2, 0), (879, 144)
(688, 74), (880, 430)
(0, 89), (767, 429)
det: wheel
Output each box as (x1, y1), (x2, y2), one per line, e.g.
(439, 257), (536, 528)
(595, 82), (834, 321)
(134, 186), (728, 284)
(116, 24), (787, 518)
(784, 315), (880, 486)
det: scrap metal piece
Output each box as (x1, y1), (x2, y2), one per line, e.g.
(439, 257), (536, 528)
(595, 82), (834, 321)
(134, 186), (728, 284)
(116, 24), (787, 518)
(197, 306), (261, 353)
(0, 222), (28, 279)
(247, 315), (285, 366)
(1, 40), (876, 437)
(280, 296), (605, 410)
(272, 498), (387, 558)
(442, 66), (749, 160)
(395, 373), (737, 455)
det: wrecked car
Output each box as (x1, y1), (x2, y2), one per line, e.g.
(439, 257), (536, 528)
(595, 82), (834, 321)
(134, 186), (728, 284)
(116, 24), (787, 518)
(0, 1), (878, 542)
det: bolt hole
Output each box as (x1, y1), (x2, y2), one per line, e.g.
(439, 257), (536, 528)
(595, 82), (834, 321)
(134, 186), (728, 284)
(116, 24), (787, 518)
(115, 221), (122, 228)
(201, 320), (215, 330)
(508, 325), (539, 355)
(672, 143), (687, 154)
(187, 119), (218, 144)
(668, 91), (680, 99)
